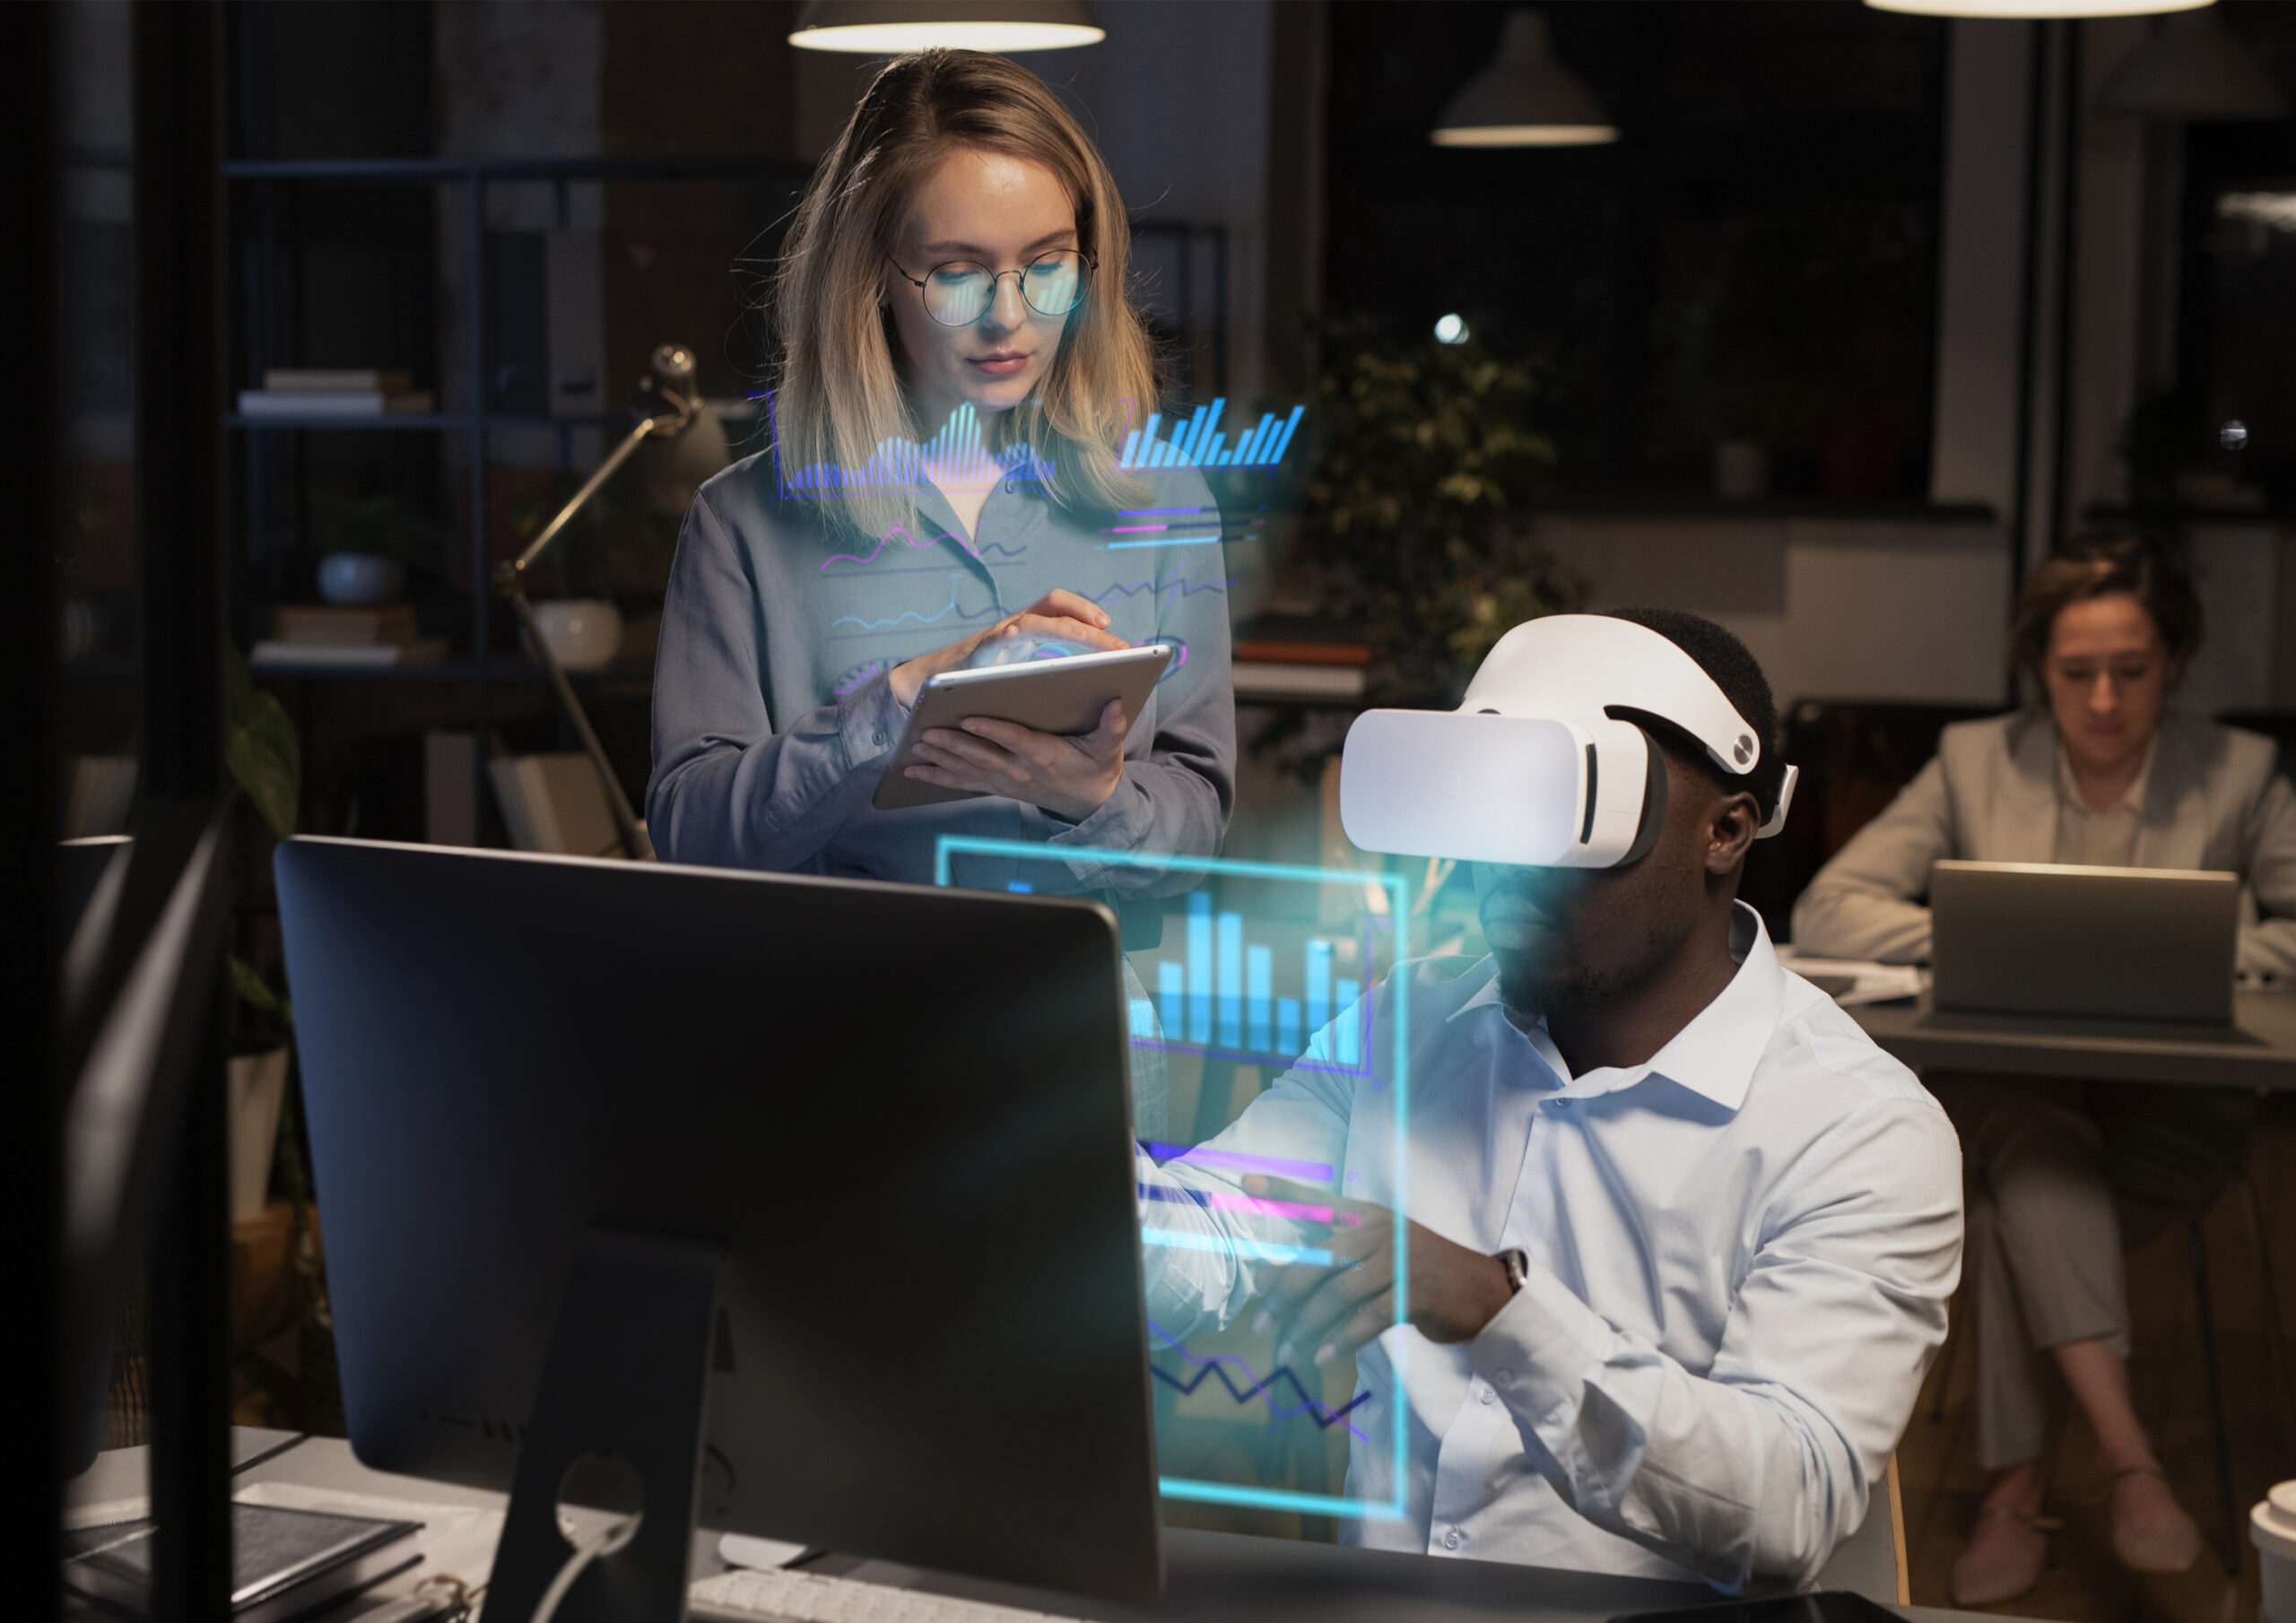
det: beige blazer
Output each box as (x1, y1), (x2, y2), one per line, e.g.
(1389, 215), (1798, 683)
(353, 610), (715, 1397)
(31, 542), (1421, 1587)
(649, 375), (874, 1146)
(1789, 709), (2296, 978)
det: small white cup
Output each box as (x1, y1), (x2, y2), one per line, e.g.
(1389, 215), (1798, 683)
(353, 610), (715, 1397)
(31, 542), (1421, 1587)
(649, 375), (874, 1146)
(527, 598), (623, 671)
(2256, 1480), (2296, 1621)
(316, 551), (406, 606)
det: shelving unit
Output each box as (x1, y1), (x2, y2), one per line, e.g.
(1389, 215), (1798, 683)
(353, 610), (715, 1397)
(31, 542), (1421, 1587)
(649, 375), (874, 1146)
(227, 152), (810, 841)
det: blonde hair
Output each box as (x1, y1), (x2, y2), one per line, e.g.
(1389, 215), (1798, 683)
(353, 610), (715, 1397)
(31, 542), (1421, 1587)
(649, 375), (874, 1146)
(769, 49), (1156, 539)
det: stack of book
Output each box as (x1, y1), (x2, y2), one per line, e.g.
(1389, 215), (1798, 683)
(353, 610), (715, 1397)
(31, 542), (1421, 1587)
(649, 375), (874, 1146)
(1230, 612), (1371, 704)
(251, 604), (447, 669)
(237, 369), (437, 419)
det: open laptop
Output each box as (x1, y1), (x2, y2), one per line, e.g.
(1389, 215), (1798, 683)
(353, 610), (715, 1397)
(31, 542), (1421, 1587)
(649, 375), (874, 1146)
(1927, 859), (2241, 1029)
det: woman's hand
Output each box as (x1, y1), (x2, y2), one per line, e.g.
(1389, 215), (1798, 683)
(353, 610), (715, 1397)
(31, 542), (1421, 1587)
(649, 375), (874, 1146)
(906, 699), (1128, 822)
(1242, 1176), (1515, 1370)
(888, 588), (1135, 820)
(887, 589), (1126, 708)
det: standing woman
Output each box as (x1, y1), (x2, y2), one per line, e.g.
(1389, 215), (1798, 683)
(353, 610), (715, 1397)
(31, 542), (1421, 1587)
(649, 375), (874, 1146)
(647, 51), (1237, 1135)
(1793, 535), (2296, 1605)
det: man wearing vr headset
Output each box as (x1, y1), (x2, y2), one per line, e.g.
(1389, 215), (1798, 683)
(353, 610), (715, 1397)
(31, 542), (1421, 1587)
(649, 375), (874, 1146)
(1141, 609), (1961, 1592)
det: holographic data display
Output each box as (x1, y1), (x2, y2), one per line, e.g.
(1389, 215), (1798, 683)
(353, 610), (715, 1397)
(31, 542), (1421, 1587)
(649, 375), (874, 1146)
(935, 838), (1411, 1523)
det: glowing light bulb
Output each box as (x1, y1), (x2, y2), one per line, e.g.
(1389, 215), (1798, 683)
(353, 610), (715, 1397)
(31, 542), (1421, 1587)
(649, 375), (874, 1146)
(1434, 314), (1470, 346)
(2222, 420), (2250, 451)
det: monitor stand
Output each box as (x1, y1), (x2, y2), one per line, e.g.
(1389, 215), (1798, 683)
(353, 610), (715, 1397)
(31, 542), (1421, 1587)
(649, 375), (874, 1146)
(487, 1228), (724, 1623)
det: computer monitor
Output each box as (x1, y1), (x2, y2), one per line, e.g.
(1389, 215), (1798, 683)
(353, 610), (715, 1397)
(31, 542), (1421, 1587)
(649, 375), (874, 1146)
(274, 838), (1161, 1619)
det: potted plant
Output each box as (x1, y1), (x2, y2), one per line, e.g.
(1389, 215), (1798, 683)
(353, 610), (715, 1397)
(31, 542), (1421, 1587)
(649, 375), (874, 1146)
(224, 651), (344, 1433)
(1292, 316), (1579, 706)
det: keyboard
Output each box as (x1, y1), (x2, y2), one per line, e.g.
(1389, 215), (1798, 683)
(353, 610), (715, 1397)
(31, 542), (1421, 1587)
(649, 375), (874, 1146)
(689, 1566), (1093, 1623)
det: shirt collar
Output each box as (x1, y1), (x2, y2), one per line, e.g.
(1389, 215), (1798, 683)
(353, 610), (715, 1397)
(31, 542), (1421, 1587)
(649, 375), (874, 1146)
(1450, 901), (1784, 1114)
(2056, 731), (2155, 816)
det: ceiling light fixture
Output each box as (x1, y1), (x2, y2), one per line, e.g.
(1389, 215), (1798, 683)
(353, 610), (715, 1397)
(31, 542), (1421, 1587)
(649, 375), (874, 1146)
(2100, 9), (2291, 120)
(1431, 11), (1617, 149)
(789, 0), (1104, 55)
(1864, 0), (2211, 20)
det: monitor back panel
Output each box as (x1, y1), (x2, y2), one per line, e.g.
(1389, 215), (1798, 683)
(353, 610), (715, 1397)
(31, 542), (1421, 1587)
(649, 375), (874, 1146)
(276, 838), (1160, 1601)
(1928, 860), (2239, 1025)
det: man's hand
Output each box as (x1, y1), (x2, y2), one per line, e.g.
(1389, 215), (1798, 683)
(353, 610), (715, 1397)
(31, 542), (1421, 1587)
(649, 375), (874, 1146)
(905, 699), (1128, 822)
(1245, 1175), (1516, 1369)
(887, 589), (1127, 709)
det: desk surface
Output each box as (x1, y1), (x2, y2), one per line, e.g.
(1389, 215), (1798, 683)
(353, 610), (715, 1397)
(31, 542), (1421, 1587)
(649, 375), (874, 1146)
(65, 1436), (1997, 1623)
(1849, 990), (2296, 1089)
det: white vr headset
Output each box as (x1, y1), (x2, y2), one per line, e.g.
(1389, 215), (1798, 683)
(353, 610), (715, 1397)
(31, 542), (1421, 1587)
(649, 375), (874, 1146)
(1339, 614), (1798, 869)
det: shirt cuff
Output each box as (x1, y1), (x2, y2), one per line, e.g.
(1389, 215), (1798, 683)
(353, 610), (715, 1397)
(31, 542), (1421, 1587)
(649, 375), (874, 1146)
(836, 671), (907, 774)
(1466, 1256), (1612, 1445)
(1042, 768), (1150, 868)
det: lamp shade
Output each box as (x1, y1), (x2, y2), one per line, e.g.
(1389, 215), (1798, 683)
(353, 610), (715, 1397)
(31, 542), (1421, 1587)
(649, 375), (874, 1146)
(1865, 0), (2211, 18)
(790, 0), (1103, 53)
(1431, 11), (1617, 149)
(2102, 10), (2291, 119)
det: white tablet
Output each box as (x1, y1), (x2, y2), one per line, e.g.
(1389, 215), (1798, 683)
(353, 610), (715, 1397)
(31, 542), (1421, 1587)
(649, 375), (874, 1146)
(873, 643), (1175, 812)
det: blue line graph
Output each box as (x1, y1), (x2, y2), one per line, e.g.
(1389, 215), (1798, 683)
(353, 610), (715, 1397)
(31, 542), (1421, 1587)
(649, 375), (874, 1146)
(821, 529), (1031, 572)
(829, 592), (1000, 638)
(1118, 399), (1304, 473)
(1149, 1319), (1371, 1440)
(1087, 574), (1232, 605)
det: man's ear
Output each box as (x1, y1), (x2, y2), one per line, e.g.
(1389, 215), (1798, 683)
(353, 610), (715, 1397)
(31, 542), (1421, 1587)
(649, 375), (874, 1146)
(1706, 789), (1761, 878)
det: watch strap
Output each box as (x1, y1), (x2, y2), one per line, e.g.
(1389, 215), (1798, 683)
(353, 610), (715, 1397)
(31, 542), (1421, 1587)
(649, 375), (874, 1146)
(1498, 1247), (1530, 1295)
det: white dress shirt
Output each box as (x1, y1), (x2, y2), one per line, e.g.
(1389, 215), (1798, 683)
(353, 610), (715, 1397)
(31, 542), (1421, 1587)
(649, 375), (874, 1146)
(2053, 733), (2155, 870)
(1140, 903), (1962, 1592)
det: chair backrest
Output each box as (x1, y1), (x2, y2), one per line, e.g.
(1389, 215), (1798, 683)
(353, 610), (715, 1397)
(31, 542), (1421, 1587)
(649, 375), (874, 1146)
(2216, 709), (2296, 784)
(1813, 1454), (1909, 1604)
(1741, 699), (1997, 942)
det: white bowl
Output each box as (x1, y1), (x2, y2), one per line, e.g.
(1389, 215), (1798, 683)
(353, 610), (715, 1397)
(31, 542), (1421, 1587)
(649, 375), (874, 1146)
(316, 551), (407, 605)
(527, 598), (623, 671)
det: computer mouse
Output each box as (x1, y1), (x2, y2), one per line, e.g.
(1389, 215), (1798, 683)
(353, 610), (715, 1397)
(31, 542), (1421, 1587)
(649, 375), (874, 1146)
(963, 633), (1093, 668)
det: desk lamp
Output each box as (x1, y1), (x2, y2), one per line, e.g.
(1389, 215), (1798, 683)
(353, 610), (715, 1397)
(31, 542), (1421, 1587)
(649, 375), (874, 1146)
(494, 343), (706, 863)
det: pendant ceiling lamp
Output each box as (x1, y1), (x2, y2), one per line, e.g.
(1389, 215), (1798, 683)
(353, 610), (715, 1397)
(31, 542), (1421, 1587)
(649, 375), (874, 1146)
(1865, 0), (2211, 19)
(790, 0), (1103, 54)
(1431, 10), (1618, 149)
(2101, 9), (2291, 119)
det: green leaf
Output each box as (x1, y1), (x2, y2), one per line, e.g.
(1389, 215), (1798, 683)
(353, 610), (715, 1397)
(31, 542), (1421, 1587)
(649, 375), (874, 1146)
(228, 951), (294, 1028)
(225, 646), (300, 840)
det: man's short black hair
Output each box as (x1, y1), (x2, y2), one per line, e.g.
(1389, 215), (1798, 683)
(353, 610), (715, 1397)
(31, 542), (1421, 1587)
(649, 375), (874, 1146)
(1600, 607), (1781, 816)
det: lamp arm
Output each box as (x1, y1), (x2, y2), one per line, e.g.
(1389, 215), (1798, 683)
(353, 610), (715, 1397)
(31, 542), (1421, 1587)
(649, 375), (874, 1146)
(491, 384), (698, 863)
(505, 588), (656, 862)
(501, 414), (661, 586)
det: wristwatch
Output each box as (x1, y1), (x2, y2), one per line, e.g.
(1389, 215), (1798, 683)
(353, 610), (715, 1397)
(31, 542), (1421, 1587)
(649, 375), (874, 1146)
(1497, 1247), (1530, 1295)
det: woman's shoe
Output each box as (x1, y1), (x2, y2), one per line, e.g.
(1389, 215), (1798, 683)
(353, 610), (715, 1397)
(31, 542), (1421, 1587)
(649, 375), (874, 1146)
(2107, 1465), (2203, 1573)
(1952, 1505), (2059, 1607)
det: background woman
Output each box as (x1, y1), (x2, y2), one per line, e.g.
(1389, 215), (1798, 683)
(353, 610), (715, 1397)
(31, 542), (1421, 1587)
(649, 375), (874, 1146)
(647, 52), (1238, 1138)
(1793, 536), (2296, 1605)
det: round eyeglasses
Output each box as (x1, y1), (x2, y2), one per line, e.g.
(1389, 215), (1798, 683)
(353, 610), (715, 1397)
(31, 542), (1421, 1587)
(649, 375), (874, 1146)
(888, 250), (1091, 327)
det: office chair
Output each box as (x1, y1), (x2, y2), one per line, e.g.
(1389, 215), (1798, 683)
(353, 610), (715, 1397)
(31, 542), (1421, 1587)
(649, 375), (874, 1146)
(1815, 1454), (1909, 1605)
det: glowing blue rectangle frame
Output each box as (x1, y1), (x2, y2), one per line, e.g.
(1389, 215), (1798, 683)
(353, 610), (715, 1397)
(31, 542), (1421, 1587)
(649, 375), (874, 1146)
(934, 836), (1411, 1522)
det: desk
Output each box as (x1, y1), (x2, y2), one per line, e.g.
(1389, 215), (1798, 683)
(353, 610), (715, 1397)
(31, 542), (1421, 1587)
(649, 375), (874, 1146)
(1849, 991), (2296, 1089)
(69, 1436), (1992, 1623)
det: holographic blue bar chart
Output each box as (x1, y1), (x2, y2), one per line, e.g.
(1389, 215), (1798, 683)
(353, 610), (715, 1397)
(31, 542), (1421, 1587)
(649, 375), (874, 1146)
(935, 837), (1410, 1523)
(1142, 893), (1367, 1072)
(1116, 398), (1304, 473)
